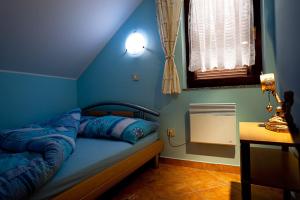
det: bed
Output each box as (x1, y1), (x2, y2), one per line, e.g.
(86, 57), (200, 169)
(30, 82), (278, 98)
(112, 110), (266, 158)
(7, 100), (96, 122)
(0, 102), (163, 200)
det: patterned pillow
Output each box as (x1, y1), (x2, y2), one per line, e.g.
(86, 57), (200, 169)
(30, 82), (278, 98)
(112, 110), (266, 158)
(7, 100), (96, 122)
(79, 115), (159, 144)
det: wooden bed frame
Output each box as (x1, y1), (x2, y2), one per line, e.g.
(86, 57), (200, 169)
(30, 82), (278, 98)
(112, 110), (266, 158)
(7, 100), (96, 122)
(52, 102), (163, 200)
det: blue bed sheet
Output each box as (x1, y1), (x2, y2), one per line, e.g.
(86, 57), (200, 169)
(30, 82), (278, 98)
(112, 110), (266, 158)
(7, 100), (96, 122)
(30, 132), (159, 200)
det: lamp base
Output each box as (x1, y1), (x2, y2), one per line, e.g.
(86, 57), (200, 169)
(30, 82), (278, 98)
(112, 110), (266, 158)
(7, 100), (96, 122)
(265, 115), (289, 133)
(265, 122), (289, 133)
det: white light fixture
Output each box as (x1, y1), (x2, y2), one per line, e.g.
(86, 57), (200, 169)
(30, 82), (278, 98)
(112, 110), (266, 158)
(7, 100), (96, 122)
(125, 32), (146, 56)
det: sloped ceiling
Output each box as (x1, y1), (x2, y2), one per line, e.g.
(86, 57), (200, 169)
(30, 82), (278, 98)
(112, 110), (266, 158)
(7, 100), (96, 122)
(0, 0), (143, 79)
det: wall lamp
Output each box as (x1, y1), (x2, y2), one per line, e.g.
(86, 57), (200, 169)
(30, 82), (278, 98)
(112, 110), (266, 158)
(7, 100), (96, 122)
(125, 32), (146, 56)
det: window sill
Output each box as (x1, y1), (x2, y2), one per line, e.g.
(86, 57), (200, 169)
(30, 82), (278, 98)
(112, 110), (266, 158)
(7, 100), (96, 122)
(182, 83), (261, 91)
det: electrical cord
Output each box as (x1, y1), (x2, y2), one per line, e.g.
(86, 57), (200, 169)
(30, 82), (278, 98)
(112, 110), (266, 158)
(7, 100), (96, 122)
(167, 135), (187, 147)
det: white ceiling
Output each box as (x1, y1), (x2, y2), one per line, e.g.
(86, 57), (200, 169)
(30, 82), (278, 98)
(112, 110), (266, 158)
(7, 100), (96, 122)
(0, 0), (143, 79)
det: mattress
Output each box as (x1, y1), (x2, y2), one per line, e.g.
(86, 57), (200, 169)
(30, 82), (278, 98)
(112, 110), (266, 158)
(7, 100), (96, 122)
(30, 132), (159, 200)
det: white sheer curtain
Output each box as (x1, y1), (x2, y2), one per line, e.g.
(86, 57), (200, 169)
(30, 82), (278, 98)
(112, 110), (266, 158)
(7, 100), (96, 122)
(156, 0), (183, 95)
(189, 0), (255, 72)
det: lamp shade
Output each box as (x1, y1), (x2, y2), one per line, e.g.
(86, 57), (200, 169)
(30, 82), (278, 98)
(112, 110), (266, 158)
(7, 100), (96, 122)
(260, 73), (276, 93)
(125, 32), (146, 56)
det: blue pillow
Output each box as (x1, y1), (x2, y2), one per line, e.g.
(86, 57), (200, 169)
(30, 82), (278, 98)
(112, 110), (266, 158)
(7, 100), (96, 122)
(79, 115), (159, 144)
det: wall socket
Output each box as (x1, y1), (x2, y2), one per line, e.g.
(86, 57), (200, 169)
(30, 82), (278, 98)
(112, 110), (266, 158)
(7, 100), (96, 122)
(167, 128), (175, 137)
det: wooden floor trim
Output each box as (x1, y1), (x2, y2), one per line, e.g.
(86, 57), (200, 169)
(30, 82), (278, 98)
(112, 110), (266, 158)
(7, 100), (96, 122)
(160, 157), (240, 174)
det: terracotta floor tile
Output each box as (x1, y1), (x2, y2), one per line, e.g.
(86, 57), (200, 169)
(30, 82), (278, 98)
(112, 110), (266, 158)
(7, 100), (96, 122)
(100, 163), (284, 200)
(209, 171), (241, 185)
(156, 191), (204, 200)
(197, 184), (240, 200)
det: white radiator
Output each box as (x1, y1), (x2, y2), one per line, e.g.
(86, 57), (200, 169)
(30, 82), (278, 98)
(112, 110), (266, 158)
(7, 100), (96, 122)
(189, 103), (236, 146)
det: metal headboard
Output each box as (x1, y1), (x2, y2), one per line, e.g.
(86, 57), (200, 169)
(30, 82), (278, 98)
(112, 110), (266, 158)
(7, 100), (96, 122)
(82, 101), (160, 119)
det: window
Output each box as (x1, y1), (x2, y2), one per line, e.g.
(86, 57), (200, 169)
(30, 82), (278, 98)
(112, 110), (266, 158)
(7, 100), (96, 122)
(185, 0), (262, 88)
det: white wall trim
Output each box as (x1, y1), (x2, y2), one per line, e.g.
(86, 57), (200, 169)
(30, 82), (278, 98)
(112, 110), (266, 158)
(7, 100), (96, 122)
(0, 69), (77, 81)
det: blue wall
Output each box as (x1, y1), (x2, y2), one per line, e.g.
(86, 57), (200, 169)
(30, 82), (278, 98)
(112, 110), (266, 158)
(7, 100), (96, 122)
(78, 0), (165, 109)
(4, 0), (297, 166)
(275, 0), (300, 128)
(0, 71), (77, 129)
(78, 0), (278, 166)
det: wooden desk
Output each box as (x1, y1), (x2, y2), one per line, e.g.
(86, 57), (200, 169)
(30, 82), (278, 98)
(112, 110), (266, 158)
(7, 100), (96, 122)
(240, 122), (300, 200)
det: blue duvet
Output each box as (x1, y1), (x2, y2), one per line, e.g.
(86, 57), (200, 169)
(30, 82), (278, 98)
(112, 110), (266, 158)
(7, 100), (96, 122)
(0, 109), (81, 200)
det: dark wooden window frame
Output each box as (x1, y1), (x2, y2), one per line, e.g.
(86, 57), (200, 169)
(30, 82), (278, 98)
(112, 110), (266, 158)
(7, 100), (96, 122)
(185, 0), (262, 88)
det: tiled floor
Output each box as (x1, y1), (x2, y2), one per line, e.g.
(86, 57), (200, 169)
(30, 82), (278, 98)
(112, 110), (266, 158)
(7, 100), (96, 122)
(99, 163), (283, 200)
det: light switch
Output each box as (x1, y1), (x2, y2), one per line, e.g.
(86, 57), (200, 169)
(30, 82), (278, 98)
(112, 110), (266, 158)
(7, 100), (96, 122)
(132, 74), (140, 81)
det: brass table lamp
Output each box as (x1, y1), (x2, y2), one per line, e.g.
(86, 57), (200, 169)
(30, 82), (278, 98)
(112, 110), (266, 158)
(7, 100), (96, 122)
(260, 73), (289, 132)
